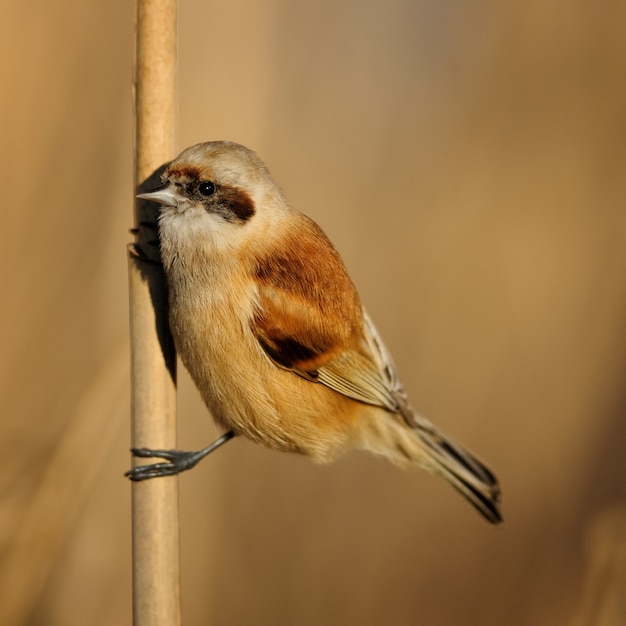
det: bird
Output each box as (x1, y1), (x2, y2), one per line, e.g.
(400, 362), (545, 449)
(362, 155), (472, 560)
(128, 140), (502, 524)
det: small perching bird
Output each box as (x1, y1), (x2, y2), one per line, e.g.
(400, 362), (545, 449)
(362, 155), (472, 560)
(128, 141), (502, 525)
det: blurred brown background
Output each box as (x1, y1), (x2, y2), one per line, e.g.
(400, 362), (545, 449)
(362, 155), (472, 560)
(2, 1), (626, 624)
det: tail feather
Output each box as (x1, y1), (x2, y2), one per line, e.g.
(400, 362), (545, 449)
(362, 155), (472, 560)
(358, 405), (502, 524)
(417, 428), (502, 525)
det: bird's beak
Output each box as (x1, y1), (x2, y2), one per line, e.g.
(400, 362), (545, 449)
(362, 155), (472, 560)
(136, 184), (179, 207)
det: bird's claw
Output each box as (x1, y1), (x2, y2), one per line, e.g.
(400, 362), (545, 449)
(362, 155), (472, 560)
(125, 432), (235, 482)
(125, 447), (201, 481)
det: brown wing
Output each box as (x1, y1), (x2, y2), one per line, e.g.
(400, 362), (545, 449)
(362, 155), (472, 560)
(251, 214), (399, 411)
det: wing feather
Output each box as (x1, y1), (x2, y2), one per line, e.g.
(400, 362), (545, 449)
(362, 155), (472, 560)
(316, 348), (398, 409)
(250, 215), (401, 411)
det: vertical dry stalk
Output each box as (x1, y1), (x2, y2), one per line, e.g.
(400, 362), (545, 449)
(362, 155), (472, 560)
(130, 1), (179, 625)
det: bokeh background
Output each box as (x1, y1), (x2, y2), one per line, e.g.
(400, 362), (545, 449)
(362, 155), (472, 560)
(2, 1), (626, 624)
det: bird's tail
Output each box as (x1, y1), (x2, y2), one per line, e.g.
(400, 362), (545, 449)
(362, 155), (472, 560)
(414, 423), (502, 524)
(360, 409), (502, 524)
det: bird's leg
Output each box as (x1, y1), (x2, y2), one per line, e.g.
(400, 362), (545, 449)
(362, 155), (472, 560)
(129, 219), (162, 266)
(125, 431), (235, 481)
(128, 242), (163, 266)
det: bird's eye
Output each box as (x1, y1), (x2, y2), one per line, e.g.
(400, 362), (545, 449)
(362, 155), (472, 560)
(198, 181), (216, 196)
